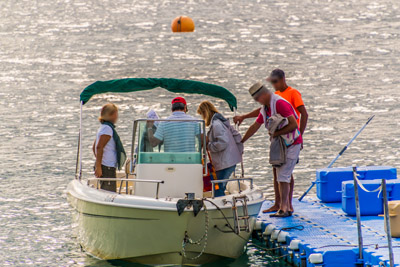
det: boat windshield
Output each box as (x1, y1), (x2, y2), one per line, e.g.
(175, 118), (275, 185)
(134, 119), (204, 164)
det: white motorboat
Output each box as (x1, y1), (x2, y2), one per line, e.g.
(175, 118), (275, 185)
(67, 78), (264, 265)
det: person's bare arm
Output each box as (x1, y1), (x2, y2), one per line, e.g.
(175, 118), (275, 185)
(233, 108), (261, 126)
(95, 135), (111, 177)
(273, 115), (298, 137)
(92, 139), (96, 157)
(241, 121), (262, 143)
(146, 123), (162, 147)
(297, 105), (308, 136)
(200, 133), (205, 148)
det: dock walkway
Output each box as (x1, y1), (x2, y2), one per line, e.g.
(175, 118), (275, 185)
(255, 198), (400, 267)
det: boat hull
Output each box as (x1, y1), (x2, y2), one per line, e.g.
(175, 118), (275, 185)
(67, 180), (263, 265)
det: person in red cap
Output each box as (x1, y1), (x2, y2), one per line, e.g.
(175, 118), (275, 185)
(147, 97), (201, 152)
(171, 96), (187, 106)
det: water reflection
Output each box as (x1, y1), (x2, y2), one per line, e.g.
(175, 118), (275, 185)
(1, 0), (399, 266)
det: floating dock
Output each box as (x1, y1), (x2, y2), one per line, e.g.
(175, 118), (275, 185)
(254, 198), (400, 267)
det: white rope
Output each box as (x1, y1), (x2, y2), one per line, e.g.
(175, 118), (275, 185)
(354, 174), (382, 197)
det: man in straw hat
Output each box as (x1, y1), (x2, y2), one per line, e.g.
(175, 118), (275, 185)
(235, 69), (308, 214)
(240, 82), (302, 217)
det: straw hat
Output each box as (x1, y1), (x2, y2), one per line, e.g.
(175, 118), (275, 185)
(249, 82), (268, 99)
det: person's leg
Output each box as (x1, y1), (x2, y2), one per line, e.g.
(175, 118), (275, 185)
(279, 181), (291, 212)
(270, 144), (300, 218)
(289, 175), (294, 212)
(270, 175), (291, 217)
(289, 148), (300, 213)
(263, 168), (280, 213)
(100, 165), (117, 192)
(214, 165), (236, 197)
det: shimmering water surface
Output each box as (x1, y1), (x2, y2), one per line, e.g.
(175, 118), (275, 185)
(1, 0), (400, 266)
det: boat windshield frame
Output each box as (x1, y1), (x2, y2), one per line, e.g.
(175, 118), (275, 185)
(130, 118), (207, 173)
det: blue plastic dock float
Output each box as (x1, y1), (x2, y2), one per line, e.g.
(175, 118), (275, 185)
(316, 166), (397, 203)
(342, 180), (384, 216)
(342, 179), (400, 216)
(255, 198), (400, 267)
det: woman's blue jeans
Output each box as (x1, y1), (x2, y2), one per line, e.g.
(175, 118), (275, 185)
(214, 165), (236, 197)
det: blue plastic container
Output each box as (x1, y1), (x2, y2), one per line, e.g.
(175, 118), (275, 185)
(342, 179), (400, 216)
(389, 179), (400, 200)
(342, 180), (383, 216)
(316, 166), (397, 203)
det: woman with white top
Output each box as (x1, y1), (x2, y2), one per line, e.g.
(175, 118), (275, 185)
(93, 103), (126, 192)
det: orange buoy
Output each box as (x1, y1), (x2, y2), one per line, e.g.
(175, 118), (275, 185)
(171, 16), (195, 32)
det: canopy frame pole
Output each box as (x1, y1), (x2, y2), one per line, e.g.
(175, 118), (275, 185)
(382, 178), (395, 267)
(78, 101), (83, 180)
(352, 165), (364, 265)
(75, 131), (80, 179)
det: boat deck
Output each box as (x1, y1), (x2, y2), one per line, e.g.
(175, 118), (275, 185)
(255, 198), (400, 267)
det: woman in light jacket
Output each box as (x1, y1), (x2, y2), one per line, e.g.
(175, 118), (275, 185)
(93, 103), (126, 192)
(197, 101), (243, 196)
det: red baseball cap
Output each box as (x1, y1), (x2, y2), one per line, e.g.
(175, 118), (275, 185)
(171, 97), (187, 105)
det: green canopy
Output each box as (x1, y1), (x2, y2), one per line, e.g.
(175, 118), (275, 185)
(80, 78), (237, 111)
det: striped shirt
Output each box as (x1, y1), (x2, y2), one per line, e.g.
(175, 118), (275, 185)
(154, 112), (201, 152)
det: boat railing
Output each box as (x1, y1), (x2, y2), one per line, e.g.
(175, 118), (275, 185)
(211, 178), (254, 198)
(87, 178), (165, 199)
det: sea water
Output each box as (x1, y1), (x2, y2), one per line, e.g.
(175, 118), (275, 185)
(0, 0), (399, 266)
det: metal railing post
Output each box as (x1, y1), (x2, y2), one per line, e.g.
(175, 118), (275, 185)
(352, 165), (364, 264)
(131, 121), (138, 173)
(382, 179), (395, 267)
(234, 108), (245, 179)
(156, 183), (160, 199)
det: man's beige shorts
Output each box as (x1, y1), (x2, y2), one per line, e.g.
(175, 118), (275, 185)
(276, 144), (301, 183)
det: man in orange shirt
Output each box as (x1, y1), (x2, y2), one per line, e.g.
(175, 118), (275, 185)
(234, 69), (308, 214)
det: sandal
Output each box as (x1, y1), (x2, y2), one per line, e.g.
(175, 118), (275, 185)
(269, 210), (292, 218)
